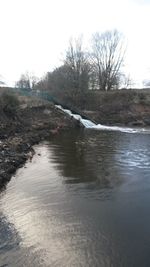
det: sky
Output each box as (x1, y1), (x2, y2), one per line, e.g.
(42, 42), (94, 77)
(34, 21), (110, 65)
(0, 0), (150, 87)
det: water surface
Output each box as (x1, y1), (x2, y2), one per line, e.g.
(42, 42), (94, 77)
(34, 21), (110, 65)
(1, 130), (150, 266)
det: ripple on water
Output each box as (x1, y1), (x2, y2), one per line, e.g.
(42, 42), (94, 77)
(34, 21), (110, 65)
(0, 132), (150, 266)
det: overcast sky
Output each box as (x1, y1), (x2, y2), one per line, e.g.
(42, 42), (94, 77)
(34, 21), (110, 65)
(0, 0), (150, 86)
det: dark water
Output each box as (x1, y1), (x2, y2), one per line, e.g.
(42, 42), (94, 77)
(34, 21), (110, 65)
(1, 129), (150, 267)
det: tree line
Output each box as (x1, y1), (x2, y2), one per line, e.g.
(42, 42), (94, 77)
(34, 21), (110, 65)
(16, 30), (129, 95)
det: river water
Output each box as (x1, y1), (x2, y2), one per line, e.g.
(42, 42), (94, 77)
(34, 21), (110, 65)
(1, 129), (150, 267)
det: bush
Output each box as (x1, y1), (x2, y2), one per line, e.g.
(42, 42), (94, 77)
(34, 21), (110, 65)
(0, 92), (19, 117)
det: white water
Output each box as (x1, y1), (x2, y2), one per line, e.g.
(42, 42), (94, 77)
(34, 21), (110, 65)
(56, 105), (150, 134)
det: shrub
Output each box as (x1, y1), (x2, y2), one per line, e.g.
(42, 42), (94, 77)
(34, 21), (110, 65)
(0, 92), (19, 117)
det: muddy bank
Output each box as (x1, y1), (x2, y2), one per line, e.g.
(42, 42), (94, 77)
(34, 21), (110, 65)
(0, 101), (80, 190)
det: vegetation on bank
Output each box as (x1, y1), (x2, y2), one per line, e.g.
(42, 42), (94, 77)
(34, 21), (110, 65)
(81, 89), (150, 126)
(0, 91), (19, 118)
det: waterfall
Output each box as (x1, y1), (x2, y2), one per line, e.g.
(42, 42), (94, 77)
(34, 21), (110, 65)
(80, 119), (96, 128)
(55, 105), (149, 134)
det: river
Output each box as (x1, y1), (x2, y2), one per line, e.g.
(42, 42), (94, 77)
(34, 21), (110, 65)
(0, 129), (150, 267)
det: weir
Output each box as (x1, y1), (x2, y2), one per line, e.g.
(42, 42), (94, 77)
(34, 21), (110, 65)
(56, 105), (150, 134)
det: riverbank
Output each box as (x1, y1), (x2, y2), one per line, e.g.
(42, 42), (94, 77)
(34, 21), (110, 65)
(84, 89), (150, 126)
(0, 94), (79, 190)
(54, 89), (150, 126)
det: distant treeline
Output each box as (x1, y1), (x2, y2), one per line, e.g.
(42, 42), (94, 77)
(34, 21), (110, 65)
(15, 30), (134, 108)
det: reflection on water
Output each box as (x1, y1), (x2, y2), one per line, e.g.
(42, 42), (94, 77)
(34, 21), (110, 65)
(1, 130), (150, 266)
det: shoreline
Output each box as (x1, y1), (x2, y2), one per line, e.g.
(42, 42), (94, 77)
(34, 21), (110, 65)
(0, 131), (48, 190)
(0, 102), (80, 190)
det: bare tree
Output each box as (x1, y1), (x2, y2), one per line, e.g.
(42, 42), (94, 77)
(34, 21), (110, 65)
(64, 36), (91, 91)
(121, 73), (133, 89)
(30, 74), (39, 89)
(15, 72), (38, 90)
(91, 30), (125, 91)
(15, 73), (31, 89)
